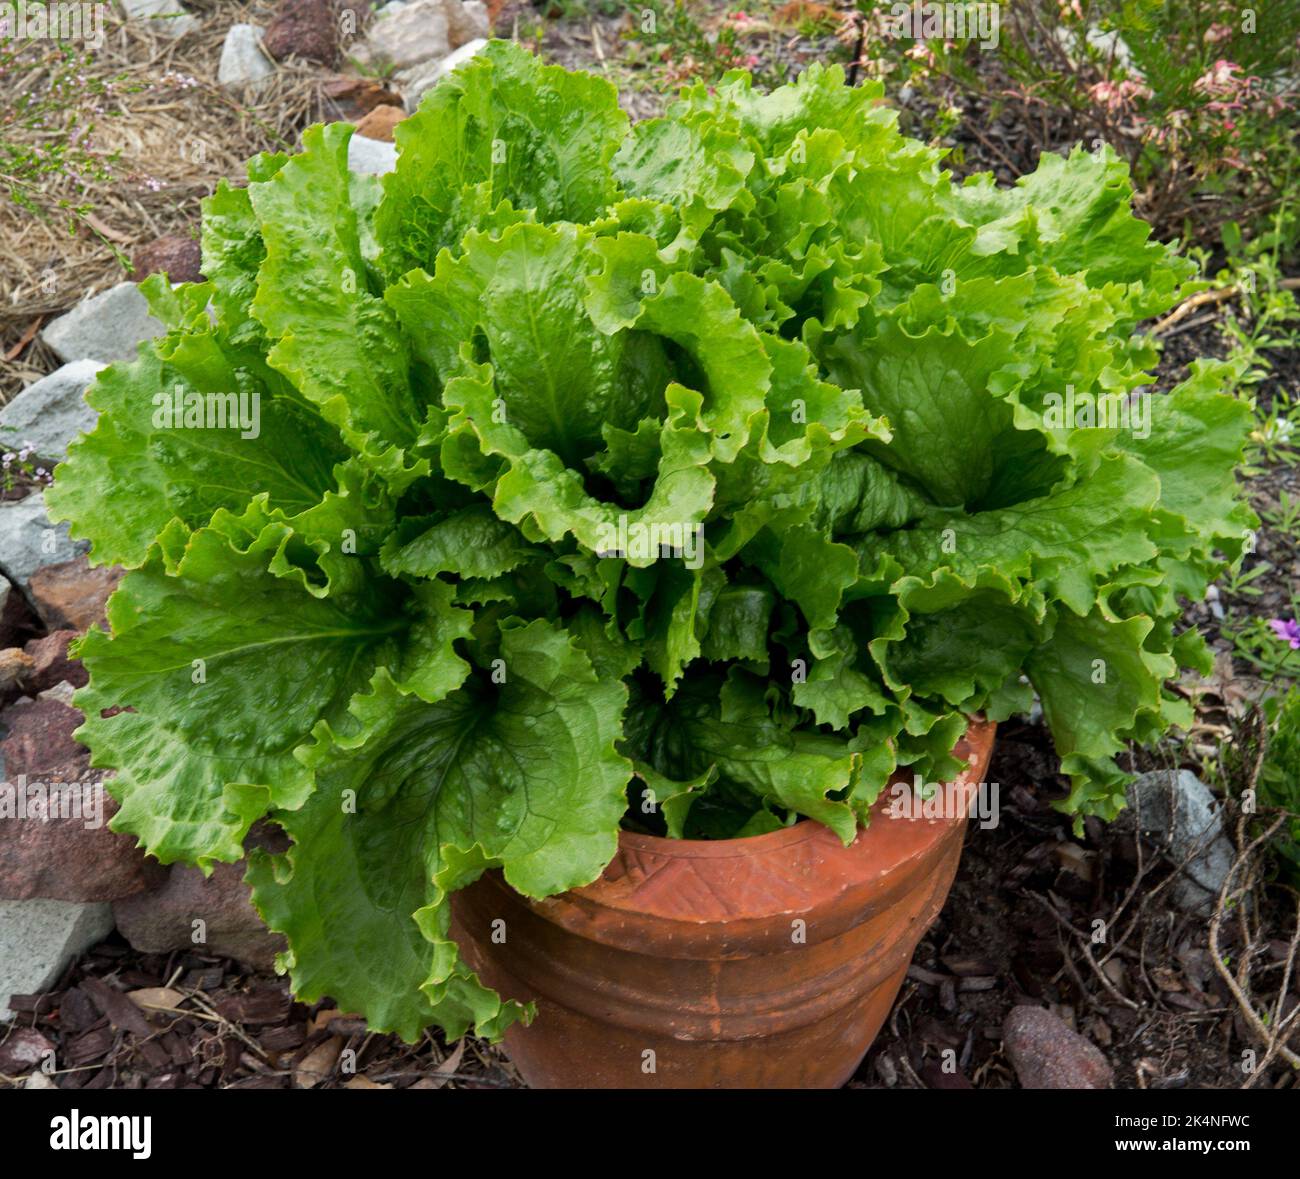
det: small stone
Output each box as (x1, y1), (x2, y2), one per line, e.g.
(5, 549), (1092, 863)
(37, 681), (78, 707)
(130, 234), (203, 284)
(0, 1027), (55, 1073)
(263, 0), (340, 64)
(347, 134), (398, 175)
(41, 282), (164, 365)
(0, 898), (113, 1020)
(27, 557), (124, 633)
(0, 647), (35, 694)
(354, 103), (407, 141)
(0, 494), (88, 599)
(22, 631), (87, 697)
(218, 24), (276, 93)
(1125, 770), (1234, 915)
(119, 0), (199, 36)
(0, 360), (103, 465)
(399, 37), (488, 111)
(354, 0), (450, 70)
(1003, 1005), (1114, 1089)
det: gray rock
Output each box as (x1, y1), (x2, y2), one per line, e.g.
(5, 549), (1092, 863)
(0, 493), (88, 598)
(0, 361), (103, 465)
(375, 0), (407, 15)
(119, 0), (199, 36)
(449, 0), (488, 43)
(400, 36), (488, 111)
(42, 282), (163, 365)
(0, 574), (9, 626)
(0, 898), (113, 1019)
(218, 23), (275, 92)
(354, 0), (450, 70)
(347, 133), (398, 175)
(1126, 770), (1234, 915)
(1004, 1006), (1113, 1089)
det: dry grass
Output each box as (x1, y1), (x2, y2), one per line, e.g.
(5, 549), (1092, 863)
(1, 0), (343, 401)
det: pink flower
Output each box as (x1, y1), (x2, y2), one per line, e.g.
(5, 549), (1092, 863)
(1204, 22), (1232, 44)
(1270, 618), (1300, 650)
(1087, 79), (1152, 112)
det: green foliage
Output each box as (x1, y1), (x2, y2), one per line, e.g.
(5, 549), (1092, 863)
(852, 0), (1300, 248)
(49, 42), (1254, 1040)
(626, 2), (778, 87)
(0, 36), (126, 233)
(1259, 688), (1300, 882)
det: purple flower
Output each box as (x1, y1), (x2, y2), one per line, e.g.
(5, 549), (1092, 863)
(1270, 618), (1300, 649)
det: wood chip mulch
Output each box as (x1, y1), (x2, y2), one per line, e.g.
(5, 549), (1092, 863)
(1, 941), (522, 1090)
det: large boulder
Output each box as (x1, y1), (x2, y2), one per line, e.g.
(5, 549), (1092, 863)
(0, 696), (165, 902)
(113, 827), (288, 972)
(41, 282), (164, 365)
(0, 360), (103, 465)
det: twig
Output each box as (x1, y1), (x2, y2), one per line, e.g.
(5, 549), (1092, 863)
(1152, 278), (1300, 335)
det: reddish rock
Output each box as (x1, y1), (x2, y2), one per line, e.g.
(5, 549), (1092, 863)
(263, 0), (340, 64)
(113, 826), (288, 972)
(321, 75), (403, 120)
(130, 234), (203, 284)
(1003, 1005), (1114, 1089)
(22, 630), (87, 696)
(0, 696), (166, 901)
(0, 647), (34, 695)
(354, 103), (406, 142)
(26, 557), (124, 632)
(0, 1027), (55, 1073)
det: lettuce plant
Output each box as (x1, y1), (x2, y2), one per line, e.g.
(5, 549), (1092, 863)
(48, 41), (1254, 1041)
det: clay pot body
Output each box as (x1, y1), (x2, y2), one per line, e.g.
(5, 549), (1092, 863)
(451, 720), (996, 1088)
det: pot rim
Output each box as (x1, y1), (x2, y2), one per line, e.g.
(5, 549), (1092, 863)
(613, 714), (996, 860)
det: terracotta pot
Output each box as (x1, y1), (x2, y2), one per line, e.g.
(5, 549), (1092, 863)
(452, 719), (996, 1088)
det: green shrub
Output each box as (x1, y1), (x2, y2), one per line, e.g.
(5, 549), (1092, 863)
(852, 0), (1300, 248)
